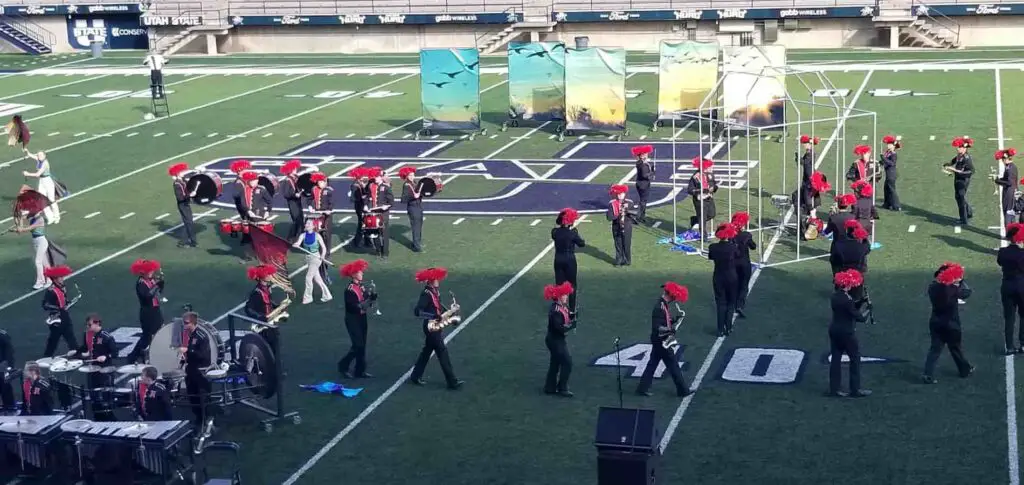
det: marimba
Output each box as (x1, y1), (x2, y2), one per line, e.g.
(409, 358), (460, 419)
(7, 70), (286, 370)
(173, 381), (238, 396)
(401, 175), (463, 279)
(0, 414), (71, 473)
(61, 419), (193, 483)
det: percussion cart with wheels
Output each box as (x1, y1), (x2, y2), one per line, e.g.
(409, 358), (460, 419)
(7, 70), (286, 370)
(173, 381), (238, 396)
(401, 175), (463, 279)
(224, 314), (301, 433)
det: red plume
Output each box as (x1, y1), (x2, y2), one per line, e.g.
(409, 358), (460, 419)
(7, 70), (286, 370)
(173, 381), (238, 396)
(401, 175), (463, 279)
(247, 265), (277, 281)
(691, 157), (713, 170)
(996, 150), (1006, 161)
(808, 217), (824, 231)
(799, 134), (820, 145)
(715, 223), (738, 240)
(240, 171), (259, 182)
(280, 159), (302, 175)
(631, 145), (653, 157)
(836, 193), (857, 207)
(731, 211), (750, 227)
(662, 281), (689, 303)
(348, 167), (366, 179)
(810, 171), (831, 193)
(853, 145), (871, 156)
(167, 163), (189, 177)
(130, 259), (160, 276)
(936, 262), (964, 285)
(1009, 148), (1018, 157)
(398, 167), (416, 178)
(415, 267), (448, 283)
(608, 185), (628, 196)
(1008, 223), (1024, 245)
(882, 135), (896, 144)
(834, 269), (864, 290)
(310, 172), (327, 183)
(558, 208), (579, 226)
(543, 281), (575, 301)
(340, 259), (369, 278)
(43, 265), (72, 279)
(229, 160), (252, 174)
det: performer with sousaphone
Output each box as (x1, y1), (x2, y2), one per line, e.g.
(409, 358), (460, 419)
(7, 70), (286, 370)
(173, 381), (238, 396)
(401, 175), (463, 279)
(169, 163), (198, 248)
(365, 167), (395, 260)
(410, 267), (463, 390)
(41, 265), (78, 357)
(400, 166), (441, 253)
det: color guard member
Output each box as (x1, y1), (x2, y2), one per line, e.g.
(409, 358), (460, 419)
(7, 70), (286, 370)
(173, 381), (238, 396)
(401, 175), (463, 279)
(922, 262), (975, 383)
(552, 207), (584, 314)
(999, 223), (1024, 355)
(708, 223), (739, 336)
(881, 135), (902, 211)
(687, 157), (718, 237)
(21, 362), (52, 416)
(169, 163), (197, 248)
(308, 172), (334, 256)
(994, 149), (1019, 226)
(632, 145), (654, 221)
(636, 282), (692, 398)
(606, 184), (634, 266)
(944, 136), (975, 225)
(410, 267), (463, 390)
(731, 212), (756, 318)
(136, 366), (172, 421)
(23, 150), (59, 224)
(366, 168), (395, 260)
(293, 219), (332, 305)
(543, 281), (575, 397)
(828, 269), (871, 398)
(180, 312), (212, 425)
(127, 259), (165, 363)
(400, 167), (425, 252)
(339, 259), (374, 379)
(280, 159), (305, 240)
(41, 265), (77, 357)
(798, 135), (819, 187)
(18, 213), (49, 290)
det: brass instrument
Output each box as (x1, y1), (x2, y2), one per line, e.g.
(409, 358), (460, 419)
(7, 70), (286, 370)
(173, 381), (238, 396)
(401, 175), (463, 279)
(156, 269), (168, 303)
(427, 291), (461, 331)
(364, 280), (381, 316)
(266, 297), (291, 325)
(828, 202), (839, 215)
(47, 284), (82, 325)
(661, 303), (686, 352)
(67, 284), (83, 310)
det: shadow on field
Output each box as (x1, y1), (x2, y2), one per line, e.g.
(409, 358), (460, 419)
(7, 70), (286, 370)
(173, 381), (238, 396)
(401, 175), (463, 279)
(903, 202), (998, 240)
(932, 235), (995, 256)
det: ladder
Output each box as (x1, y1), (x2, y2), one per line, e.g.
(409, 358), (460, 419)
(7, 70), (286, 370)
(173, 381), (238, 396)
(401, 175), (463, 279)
(151, 82), (170, 117)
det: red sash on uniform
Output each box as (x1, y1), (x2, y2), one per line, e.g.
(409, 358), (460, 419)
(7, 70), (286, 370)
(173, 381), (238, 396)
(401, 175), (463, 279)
(22, 380), (30, 406)
(406, 182), (415, 198)
(141, 278), (159, 306)
(86, 330), (96, 354)
(856, 160), (867, 180)
(181, 328), (191, 350)
(244, 186), (254, 210)
(661, 302), (671, 328)
(259, 286), (272, 315)
(612, 200), (621, 218)
(52, 286), (66, 309)
(313, 187), (322, 210)
(556, 304), (570, 326)
(349, 283), (365, 314)
(175, 181), (185, 197)
(428, 288), (441, 315)
(139, 382), (148, 413)
(370, 183), (379, 207)
(699, 172), (708, 188)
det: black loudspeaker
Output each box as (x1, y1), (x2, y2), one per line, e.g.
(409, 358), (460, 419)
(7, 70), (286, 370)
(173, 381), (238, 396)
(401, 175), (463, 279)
(595, 407), (658, 485)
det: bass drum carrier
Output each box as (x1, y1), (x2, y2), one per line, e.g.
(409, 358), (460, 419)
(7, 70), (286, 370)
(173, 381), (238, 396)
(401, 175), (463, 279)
(148, 318), (226, 375)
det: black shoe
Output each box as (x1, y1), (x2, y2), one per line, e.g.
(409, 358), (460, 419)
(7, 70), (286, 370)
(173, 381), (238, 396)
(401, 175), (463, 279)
(636, 390), (652, 397)
(176, 241), (189, 248)
(447, 380), (464, 390)
(543, 388), (557, 395)
(341, 371), (354, 379)
(960, 366), (976, 378)
(849, 390), (872, 398)
(824, 390), (849, 397)
(357, 372), (373, 378)
(1006, 348), (1020, 356)
(678, 388), (693, 398)
(557, 390), (574, 398)
(921, 375), (938, 384)
(736, 308), (747, 319)
(410, 378), (426, 386)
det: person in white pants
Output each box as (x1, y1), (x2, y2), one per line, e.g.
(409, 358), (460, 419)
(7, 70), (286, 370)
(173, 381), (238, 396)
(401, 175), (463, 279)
(293, 219), (332, 304)
(17, 214), (49, 289)
(23, 150), (59, 224)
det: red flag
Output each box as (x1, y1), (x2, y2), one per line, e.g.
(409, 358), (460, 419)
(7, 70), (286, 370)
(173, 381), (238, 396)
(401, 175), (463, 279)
(249, 225), (295, 294)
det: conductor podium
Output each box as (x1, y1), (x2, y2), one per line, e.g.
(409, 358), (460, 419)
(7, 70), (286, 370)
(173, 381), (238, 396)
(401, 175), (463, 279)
(595, 407), (658, 485)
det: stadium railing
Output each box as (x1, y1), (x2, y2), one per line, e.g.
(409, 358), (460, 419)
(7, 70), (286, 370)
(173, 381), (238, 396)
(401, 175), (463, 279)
(226, 0), (527, 15)
(553, 0), (1015, 9)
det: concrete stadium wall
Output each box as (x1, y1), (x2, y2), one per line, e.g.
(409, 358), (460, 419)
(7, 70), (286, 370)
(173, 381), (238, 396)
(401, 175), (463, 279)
(220, 25), (489, 53)
(35, 17), (76, 53)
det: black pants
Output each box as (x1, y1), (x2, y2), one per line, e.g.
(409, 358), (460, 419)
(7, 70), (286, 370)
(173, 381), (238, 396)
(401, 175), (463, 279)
(636, 181), (650, 220)
(636, 344), (687, 394)
(286, 199), (303, 241)
(411, 331), (458, 386)
(379, 215), (390, 256)
(883, 177), (900, 210)
(240, 214), (252, 247)
(612, 223), (632, 265)
(408, 204), (424, 251)
(954, 182), (972, 223)
(544, 337), (572, 392)
(338, 317), (368, 375)
(43, 320), (76, 357)
(128, 307), (164, 362)
(735, 261), (752, 310)
(1003, 189), (1016, 226)
(177, 203), (195, 245)
(828, 329), (861, 393)
(150, 69), (164, 98)
(0, 370), (15, 409)
(553, 255), (578, 312)
(1002, 281), (1024, 350)
(321, 214), (333, 257)
(923, 325), (972, 377)
(185, 367), (211, 425)
(87, 373), (114, 421)
(353, 208), (367, 247)
(713, 274), (738, 334)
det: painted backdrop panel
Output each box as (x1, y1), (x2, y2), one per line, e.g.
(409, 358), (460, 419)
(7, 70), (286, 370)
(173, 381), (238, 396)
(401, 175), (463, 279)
(657, 40), (719, 119)
(722, 45), (786, 128)
(508, 41), (566, 122)
(421, 48), (481, 131)
(565, 47), (626, 132)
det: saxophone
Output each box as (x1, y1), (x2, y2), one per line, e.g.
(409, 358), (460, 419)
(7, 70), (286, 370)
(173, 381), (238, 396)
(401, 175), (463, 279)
(253, 283), (292, 333)
(427, 291), (461, 331)
(661, 304), (686, 352)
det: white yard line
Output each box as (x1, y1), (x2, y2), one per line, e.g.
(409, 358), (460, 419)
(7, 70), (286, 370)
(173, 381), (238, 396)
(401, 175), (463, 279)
(0, 74), (111, 101)
(155, 213), (170, 220)
(998, 66), (1021, 485)
(26, 75), (209, 124)
(908, 225), (916, 233)
(453, 217), (465, 225)
(658, 70), (875, 454)
(83, 211), (100, 219)
(119, 212), (135, 220)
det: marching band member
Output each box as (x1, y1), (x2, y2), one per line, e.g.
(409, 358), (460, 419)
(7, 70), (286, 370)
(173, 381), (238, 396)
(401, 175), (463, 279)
(41, 265), (77, 357)
(244, 265), (282, 346)
(922, 263), (975, 383)
(999, 223), (1024, 355)
(994, 149), (1019, 226)
(410, 267), (463, 390)
(21, 362), (52, 416)
(179, 312), (212, 425)
(136, 366), (172, 421)
(127, 259), (165, 363)
(307, 172), (334, 256)
(169, 163), (197, 248)
(794, 171), (830, 238)
(71, 314), (115, 420)
(606, 184), (634, 266)
(881, 135), (902, 211)
(22, 150), (59, 224)
(348, 168), (370, 249)
(293, 219), (332, 305)
(0, 330), (15, 409)
(632, 145), (654, 221)
(798, 134), (819, 187)
(552, 208), (585, 315)
(543, 281), (575, 397)
(339, 259), (374, 379)
(708, 223), (739, 337)
(18, 213), (49, 290)
(280, 159), (305, 240)
(824, 193), (857, 244)
(829, 220), (871, 279)
(846, 145), (873, 184)
(237, 170), (262, 257)
(367, 167), (395, 260)
(229, 160), (252, 222)
(636, 282), (692, 398)
(687, 157), (718, 237)
(400, 167), (425, 252)
(731, 212), (756, 318)
(850, 181), (877, 238)
(828, 269), (871, 398)
(944, 136), (975, 225)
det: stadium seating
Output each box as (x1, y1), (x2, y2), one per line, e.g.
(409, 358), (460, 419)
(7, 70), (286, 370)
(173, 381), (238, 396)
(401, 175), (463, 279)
(226, 0), (526, 15)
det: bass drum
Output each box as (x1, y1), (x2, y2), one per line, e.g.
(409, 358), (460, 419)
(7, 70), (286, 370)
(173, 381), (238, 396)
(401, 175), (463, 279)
(258, 174), (279, 198)
(238, 333), (278, 399)
(148, 319), (226, 374)
(296, 172), (315, 197)
(186, 172), (223, 205)
(416, 176), (442, 198)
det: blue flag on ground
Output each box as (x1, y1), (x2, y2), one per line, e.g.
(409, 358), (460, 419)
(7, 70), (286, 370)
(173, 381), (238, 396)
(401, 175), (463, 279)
(300, 382), (363, 398)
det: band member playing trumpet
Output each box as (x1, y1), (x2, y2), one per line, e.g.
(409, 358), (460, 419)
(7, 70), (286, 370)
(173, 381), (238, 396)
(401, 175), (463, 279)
(824, 193), (857, 244)
(21, 362), (53, 416)
(688, 157), (719, 237)
(307, 172), (334, 257)
(339, 259), (374, 379)
(731, 212), (756, 317)
(410, 267), (463, 390)
(607, 184), (634, 266)
(22, 150), (59, 224)
(1000, 224), (1024, 355)
(637, 282), (692, 397)
(922, 263), (975, 383)
(552, 208), (585, 314)
(881, 135), (902, 211)
(798, 135), (819, 187)
(543, 281), (575, 397)
(280, 160), (305, 241)
(293, 219), (332, 305)
(828, 269), (871, 398)
(632, 145), (654, 221)
(348, 168), (370, 249)
(136, 366), (172, 421)
(944, 136), (975, 225)
(169, 163), (198, 248)
(180, 312), (212, 425)
(850, 181), (878, 239)
(367, 167), (395, 260)
(847, 145), (875, 184)
(41, 265), (77, 357)
(709, 223), (739, 336)
(127, 259), (165, 363)
(994, 149), (1019, 226)
(400, 167), (425, 252)
(71, 314), (115, 420)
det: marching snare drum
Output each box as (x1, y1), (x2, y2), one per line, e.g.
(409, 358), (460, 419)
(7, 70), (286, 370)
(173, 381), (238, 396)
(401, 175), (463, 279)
(230, 220), (244, 235)
(186, 172), (223, 205)
(254, 221), (274, 233)
(49, 359), (82, 373)
(416, 176), (442, 198)
(363, 214), (381, 230)
(258, 174), (279, 198)
(219, 219), (234, 235)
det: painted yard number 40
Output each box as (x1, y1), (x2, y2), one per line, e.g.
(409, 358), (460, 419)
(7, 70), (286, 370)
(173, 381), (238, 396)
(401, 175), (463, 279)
(592, 345), (806, 384)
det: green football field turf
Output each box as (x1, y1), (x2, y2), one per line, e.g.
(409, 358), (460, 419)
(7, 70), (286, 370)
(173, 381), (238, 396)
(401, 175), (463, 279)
(0, 48), (1023, 485)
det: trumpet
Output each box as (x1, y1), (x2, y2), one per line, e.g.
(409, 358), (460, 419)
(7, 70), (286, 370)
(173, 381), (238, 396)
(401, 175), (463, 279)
(427, 291), (461, 331)
(829, 202), (839, 215)
(364, 280), (382, 316)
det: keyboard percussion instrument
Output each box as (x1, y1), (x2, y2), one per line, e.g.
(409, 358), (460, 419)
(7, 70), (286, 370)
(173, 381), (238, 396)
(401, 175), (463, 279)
(0, 414), (70, 472)
(61, 419), (193, 480)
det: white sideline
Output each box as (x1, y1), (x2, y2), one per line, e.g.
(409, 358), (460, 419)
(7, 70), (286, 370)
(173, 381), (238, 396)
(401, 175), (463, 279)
(656, 70), (876, 453)
(0, 74), (111, 101)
